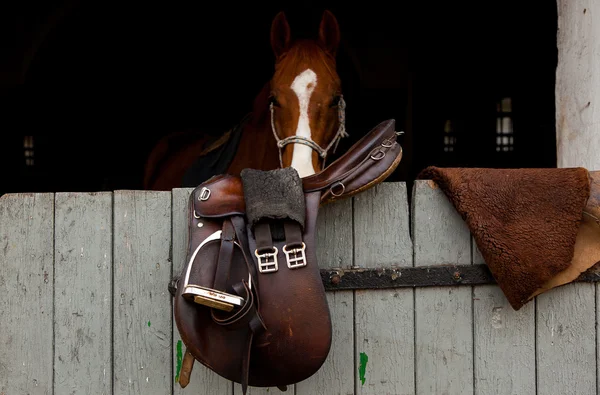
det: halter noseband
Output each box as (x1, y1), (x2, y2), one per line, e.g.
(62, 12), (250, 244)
(269, 95), (349, 170)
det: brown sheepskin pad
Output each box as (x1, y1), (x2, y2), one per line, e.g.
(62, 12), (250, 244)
(417, 166), (595, 310)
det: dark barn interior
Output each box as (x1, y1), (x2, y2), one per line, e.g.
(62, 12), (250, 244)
(0, 1), (558, 196)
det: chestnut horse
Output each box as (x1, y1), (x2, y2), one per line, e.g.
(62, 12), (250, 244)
(143, 10), (348, 190)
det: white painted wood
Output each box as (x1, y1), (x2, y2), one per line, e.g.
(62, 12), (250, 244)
(354, 183), (413, 268)
(234, 384), (291, 395)
(472, 237), (536, 395)
(295, 199), (355, 395)
(316, 198), (354, 269)
(556, 0), (600, 170)
(0, 193), (54, 395)
(171, 188), (231, 395)
(473, 286), (535, 395)
(113, 191), (172, 395)
(472, 239), (536, 395)
(54, 192), (112, 395)
(412, 180), (473, 395)
(355, 288), (414, 395)
(353, 183), (414, 395)
(552, 3), (599, 394)
(536, 284), (596, 395)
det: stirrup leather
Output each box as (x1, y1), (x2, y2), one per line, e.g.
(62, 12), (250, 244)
(181, 230), (245, 312)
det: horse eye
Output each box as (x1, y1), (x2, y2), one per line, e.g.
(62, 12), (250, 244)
(269, 95), (280, 107)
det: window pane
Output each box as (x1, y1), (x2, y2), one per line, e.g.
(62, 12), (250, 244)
(502, 117), (512, 134)
(501, 97), (512, 112)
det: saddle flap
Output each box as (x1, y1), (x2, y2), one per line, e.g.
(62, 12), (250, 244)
(192, 174), (246, 218)
(302, 118), (403, 203)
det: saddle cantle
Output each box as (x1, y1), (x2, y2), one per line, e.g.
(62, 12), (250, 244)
(172, 119), (403, 393)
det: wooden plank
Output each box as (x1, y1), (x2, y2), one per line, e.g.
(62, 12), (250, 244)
(354, 183), (413, 268)
(412, 180), (473, 395)
(553, 3), (599, 394)
(536, 283), (596, 395)
(295, 199), (355, 395)
(54, 192), (112, 394)
(315, 198), (353, 269)
(0, 193), (54, 394)
(556, 0), (600, 169)
(353, 183), (414, 395)
(472, 238), (536, 395)
(171, 188), (231, 395)
(113, 191), (172, 394)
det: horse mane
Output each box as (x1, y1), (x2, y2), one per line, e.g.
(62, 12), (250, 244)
(248, 80), (272, 127)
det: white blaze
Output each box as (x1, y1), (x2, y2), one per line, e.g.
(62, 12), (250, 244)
(290, 68), (317, 177)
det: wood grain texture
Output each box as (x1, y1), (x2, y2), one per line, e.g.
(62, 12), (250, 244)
(0, 193), (54, 395)
(295, 199), (355, 395)
(536, 283), (596, 395)
(354, 183), (413, 268)
(553, 3), (599, 394)
(355, 288), (414, 395)
(315, 198), (353, 269)
(54, 192), (112, 395)
(113, 191), (172, 395)
(473, 286), (535, 395)
(412, 180), (473, 395)
(472, 236), (536, 395)
(233, 384), (291, 395)
(171, 188), (232, 395)
(354, 183), (414, 395)
(556, 0), (600, 170)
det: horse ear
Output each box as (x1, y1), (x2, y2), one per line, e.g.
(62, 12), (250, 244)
(318, 10), (340, 56)
(271, 11), (291, 58)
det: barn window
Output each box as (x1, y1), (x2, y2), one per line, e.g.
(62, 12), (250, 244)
(443, 119), (456, 152)
(24, 136), (34, 166)
(496, 97), (513, 152)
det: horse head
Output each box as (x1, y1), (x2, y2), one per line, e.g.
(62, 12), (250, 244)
(268, 10), (348, 177)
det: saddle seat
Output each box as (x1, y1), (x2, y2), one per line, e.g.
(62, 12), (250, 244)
(172, 119), (403, 393)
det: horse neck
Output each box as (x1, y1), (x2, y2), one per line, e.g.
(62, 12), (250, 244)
(226, 83), (281, 175)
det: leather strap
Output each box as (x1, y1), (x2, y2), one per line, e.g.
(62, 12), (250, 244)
(213, 220), (235, 291)
(255, 222), (274, 252)
(283, 221), (303, 248)
(209, 216), (267, 395)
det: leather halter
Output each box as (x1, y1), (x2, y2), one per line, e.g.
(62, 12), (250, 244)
(269, 95), (349, 170)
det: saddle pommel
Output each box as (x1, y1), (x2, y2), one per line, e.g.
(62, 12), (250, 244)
(192, 175), (245, 218)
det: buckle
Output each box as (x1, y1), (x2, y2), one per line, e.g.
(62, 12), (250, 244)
(255, 247), (278, 273)
(283, 242), (307, 269)
(198, 187), (211, 201)
(381, 137), (396, 148)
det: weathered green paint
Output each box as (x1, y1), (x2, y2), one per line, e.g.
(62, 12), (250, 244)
(148, 321), (151, 327)
(359, 352), (368, 385)
(175, 340), (183, 382)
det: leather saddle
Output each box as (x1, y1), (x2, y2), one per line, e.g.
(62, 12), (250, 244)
(171, 119), (403, 393)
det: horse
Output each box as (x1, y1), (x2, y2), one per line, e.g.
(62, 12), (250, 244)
(143, 10), (349, 190)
